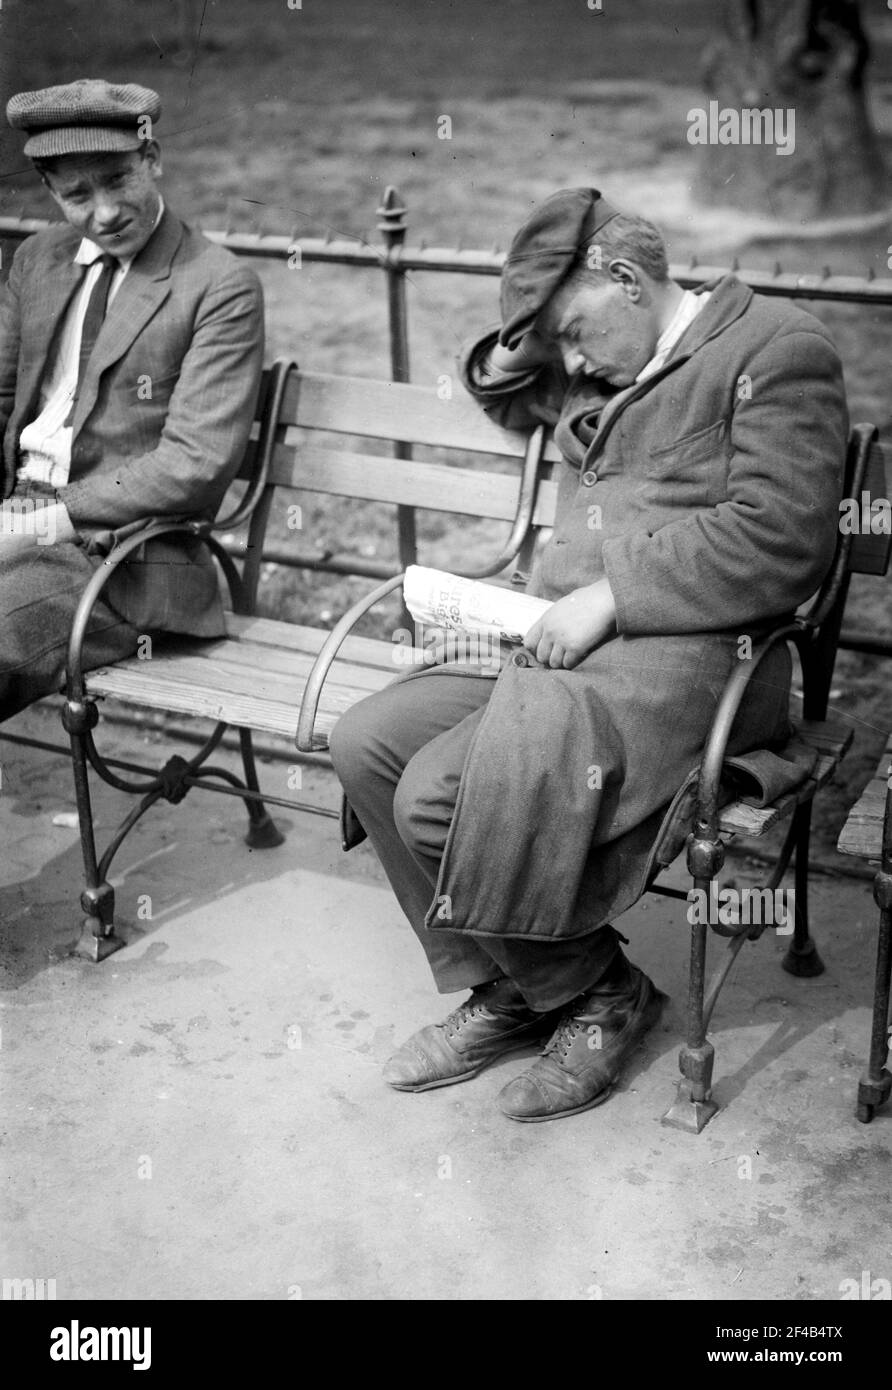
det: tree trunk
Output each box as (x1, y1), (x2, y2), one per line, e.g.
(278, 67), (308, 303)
(694, 0), (888, 219)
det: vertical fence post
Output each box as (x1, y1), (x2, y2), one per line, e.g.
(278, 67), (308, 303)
(377, 185), (417, 630)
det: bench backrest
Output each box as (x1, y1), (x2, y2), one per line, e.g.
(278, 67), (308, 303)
(245, 366), (561, 524)
(236, 363), (891, 612)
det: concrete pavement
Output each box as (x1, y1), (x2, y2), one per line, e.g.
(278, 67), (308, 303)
(1, 702), (889, 1301)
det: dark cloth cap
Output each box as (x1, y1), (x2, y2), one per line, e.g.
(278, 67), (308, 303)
(499, 187), (620, 349)
(7, 79), (161, 159)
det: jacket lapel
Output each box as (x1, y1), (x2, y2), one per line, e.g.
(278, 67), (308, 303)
(582, 275), (754, 463)
(17, 230), (84, 421)
(72, 208), (183, 435)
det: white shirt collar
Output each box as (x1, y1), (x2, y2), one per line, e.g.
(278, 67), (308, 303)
(74, 195), (165, 271)
(635, 288), (709, 384)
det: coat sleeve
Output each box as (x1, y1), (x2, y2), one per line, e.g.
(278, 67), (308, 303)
(57, 260), (265, 527)
(601, 326), (848, 635)
(0, 238), (25, 491)
(458, 324), (569, 431)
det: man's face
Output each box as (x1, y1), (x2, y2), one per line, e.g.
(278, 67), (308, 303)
(538, 271), (661, 388)
(41, 142), (162, 261)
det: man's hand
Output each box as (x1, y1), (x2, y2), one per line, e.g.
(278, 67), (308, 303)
(487, 329), (555, 376)
(0, 501), (76, 560)
(524, 578), (617, 669)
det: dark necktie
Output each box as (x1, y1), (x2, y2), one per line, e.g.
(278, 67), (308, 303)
(64, 253), (118, 427)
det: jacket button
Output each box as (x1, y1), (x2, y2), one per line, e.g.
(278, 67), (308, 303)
(512, 650), (531, 668)
(582, 470), (597, 487)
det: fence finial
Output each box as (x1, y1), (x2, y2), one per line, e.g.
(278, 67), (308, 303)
(377, 186), (408, 248)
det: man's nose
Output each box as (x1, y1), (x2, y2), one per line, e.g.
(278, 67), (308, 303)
(561, 346), (586, 376)
(91, 193), (122, 228)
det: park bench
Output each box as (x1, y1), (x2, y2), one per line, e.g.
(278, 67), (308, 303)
(9, 357), (891, 1132)
(837, 733), (892, 1123)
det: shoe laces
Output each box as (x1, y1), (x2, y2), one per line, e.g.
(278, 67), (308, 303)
(443, 997), (488, 1039)
(543, 1001), (600, 1061)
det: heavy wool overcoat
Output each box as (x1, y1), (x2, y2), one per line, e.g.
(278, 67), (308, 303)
(0, 207), (264, 636)
(382, 275), (848, 942)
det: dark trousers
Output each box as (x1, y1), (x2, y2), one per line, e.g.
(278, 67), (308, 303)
(0, 538), (140, 722)
(329, 670), (622, 1012)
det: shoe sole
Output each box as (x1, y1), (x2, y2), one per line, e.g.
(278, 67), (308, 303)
(502, 986), (669, 1122)
(386, 1031), (549, 1093)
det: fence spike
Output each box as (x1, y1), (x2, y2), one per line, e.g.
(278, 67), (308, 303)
(376, 185), (408, 244)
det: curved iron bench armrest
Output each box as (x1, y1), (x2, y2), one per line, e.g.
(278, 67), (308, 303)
(65, 519), (245, 703)
(802, 422), (876, 633)
(692, 621), (811, 841)
(457, 424), (547, 580)
(211, 357), (297, 534)
(296, 422), (548, 750)
(296, 573), (404, 752)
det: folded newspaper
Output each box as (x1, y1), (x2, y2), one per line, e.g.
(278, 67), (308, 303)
(403, 565), (552, 645)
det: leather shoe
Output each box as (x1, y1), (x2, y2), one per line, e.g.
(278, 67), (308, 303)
(498, 956), (667, 1121)
(383, 979), (557, 1092)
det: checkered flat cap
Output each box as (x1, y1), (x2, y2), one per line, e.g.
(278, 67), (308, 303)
(7, 78), (161, 158)
(499, 188), (620, 349)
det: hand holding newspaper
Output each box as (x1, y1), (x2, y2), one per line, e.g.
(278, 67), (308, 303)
(403, 565), (553, 645)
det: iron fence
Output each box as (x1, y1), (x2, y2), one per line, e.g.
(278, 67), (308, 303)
(1, 184), (890, 659)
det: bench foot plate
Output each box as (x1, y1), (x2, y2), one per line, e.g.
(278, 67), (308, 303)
(73, 918), (126, 963)
(245, 813), (285, 849)
(662, 1082), (719, 1133)
(856, 1071), (892, 1123)
(781, 938), (825, 978)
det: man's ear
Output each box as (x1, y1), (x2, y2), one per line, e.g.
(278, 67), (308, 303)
(142, 139), (163, 181)
(607, 257), (643, 303)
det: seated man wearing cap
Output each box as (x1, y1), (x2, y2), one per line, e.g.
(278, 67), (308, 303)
(329, 187), (848, 1123)
(0, 79), (264, 717)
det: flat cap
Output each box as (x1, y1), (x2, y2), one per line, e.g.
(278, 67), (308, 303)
(7, 78), (161, 158)
(499, 187), (620, 349)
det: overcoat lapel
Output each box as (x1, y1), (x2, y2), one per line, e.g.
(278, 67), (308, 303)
(581, 275), (754, 463)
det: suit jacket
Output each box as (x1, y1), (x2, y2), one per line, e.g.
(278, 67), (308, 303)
(360, 276), (848, 942)
(0, 207), (264, 636)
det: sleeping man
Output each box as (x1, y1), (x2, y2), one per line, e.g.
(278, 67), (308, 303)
(329, 187), (848, 1122)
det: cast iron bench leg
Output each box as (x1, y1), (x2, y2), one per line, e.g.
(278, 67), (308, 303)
(239, 728), (285, 849)
(782, 801), (825, 978)
(63, 699), (124, 963)
(663, 862), (719, 1133)
(857, 793), (892, 1123)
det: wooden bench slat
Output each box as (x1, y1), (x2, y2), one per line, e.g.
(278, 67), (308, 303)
(223, 614), (401, 669)
(796, 713), (854, 760)
(280, 371), (562, 462)
(147, 640), (398, 693)
(268, 444), (560, 526)
(718, 751), (839, 836)
(223, 613), (459, 671)
(85, 654), (397, 738)
(838, 739), (892, 859)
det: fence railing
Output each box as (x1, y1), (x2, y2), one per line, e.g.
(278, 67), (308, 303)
(2, 185), (890, 660)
